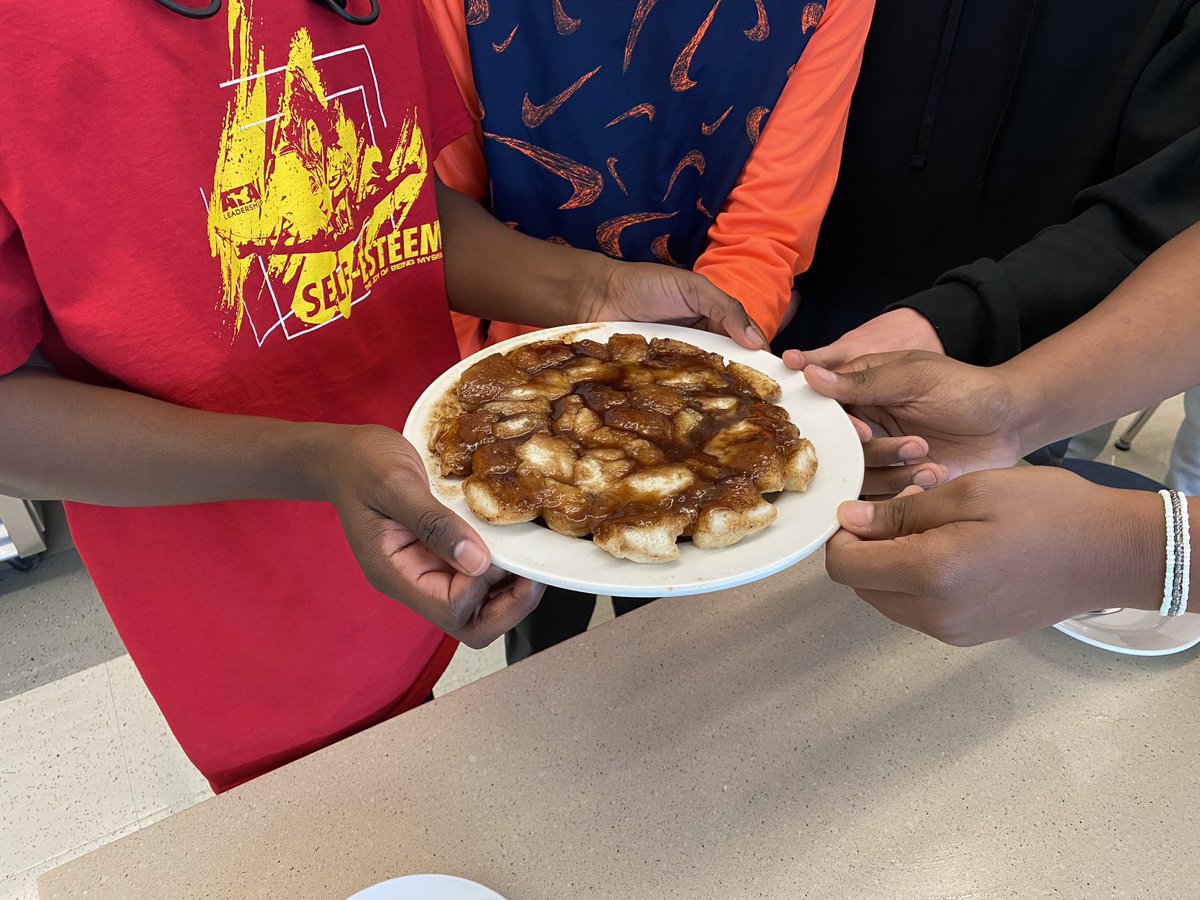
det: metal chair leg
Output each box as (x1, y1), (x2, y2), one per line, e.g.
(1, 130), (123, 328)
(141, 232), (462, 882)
(1115, 404), (1161, 451)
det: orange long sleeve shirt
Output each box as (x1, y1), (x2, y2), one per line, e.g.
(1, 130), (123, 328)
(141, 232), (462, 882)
(425, 0), (873, 357)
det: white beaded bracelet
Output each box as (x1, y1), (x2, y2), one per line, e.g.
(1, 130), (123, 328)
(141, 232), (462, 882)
(1158, 489), (1191, 617)
(1177, 490), (1191, 617)
(1159, 490), (1176, 616)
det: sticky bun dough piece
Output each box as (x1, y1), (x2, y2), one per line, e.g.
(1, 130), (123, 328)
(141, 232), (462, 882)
(560, 357), (622, 384)
(471, 442), (521, 478)
(607, 332), (650, 363)
(672, 407), (706, 444)
(579, 384), (628, 412)
(431, 410), (497, 477)
(593, 514), (690, 564)
(616, 464), (696, 501)
(515, 432), (579, 483)
(692, 482), (778, 549)
(627, 383), (688, 416)
(725, 361), (782, 403)
(692, 394), (739, 415)
(552, 395), (602, 440)
(457, 354), (529, 409)
(431, 424), (472, 478)
(574, 339), (611, 360)
(746, 401), (792, 424)
(783, 437), (819, 492)
(702, 420), (788, 491)
(657, 363), (729, 393)
(498, 369), (572, 402)
(603, 407), (674, 443)
(540, 479), (594, 537)
(478, 399), (553, 418)
(573, 448), (637, 496)
(648, 337), (725, 368)
(584, 426), (666, 466)
(622, 438), (667, 467)
(701, 420), (766, 461)
(506, 340), (576, 374)
(493, 412), (551, 441)
(463, 473), (545, 525)
(737, 446), (787, 494)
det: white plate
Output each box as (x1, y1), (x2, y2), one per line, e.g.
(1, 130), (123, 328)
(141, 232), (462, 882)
(348, 874), (506, 900)
(404, 322), (864, 597)
(1053, 608), (1200, 656)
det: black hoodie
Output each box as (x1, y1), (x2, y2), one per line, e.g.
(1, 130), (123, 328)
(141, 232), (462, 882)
(778, 0), (1200, 364)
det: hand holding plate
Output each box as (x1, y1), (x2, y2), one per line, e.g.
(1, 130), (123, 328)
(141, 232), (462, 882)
(579, 260), (768, 350)
(786, 349), (1026, 485)
(825, 467), (1163, 645)
(318, 425), (544, 648)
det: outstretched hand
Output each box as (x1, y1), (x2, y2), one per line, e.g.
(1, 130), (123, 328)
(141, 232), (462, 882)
(787, 349), (1028, 485)
(785, 308), (944, 371)
(581, 261), (768, 351)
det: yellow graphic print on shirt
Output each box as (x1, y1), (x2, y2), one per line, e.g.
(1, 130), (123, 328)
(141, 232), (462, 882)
(206, 0), (441, 344)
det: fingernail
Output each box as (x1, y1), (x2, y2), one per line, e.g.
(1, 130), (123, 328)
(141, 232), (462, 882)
(842, 500), (874, 528)
(899, 441), (924, 461)
(744, 324), (765, 347)
(807, 365), (835, 386)
(913, 469), (939, 488)
(453, 539), (490, 576)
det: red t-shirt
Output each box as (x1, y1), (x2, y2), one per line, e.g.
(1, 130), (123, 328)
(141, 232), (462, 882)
(0, 1), (471, 790)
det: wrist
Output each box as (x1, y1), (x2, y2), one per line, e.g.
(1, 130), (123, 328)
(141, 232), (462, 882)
(887, 282), (987, 362)
(892, 307), (945, 354)
(1101, 487), (1170, 613)
(571, 252), (619, 324)
(997, 357), (1053, 458)
(282, 421), (347, 503)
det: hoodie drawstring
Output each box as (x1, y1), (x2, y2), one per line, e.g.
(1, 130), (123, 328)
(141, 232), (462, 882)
(909, 0), (965, 171)
(976, 0), (1042, 189)
(154, 0), (379, 25)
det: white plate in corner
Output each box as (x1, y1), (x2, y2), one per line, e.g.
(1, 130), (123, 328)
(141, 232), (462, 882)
(348, 874), (506, 900)
(403, 322), (864, 598)
(1052, 608), (1200, 656)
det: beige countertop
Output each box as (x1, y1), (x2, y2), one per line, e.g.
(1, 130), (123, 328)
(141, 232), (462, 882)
(40, 555), (1200, 899)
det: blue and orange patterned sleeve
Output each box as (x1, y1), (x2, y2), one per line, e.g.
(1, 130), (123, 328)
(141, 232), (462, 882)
(693, 0), (874, 339)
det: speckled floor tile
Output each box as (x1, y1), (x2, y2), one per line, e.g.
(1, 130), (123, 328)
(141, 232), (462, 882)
(589, 596), (615, 629)
(432, 595), (619, 697)
(432, 635), (505, 697)
(105, 656), (212, 823)
(0, 551), (124, 701)
(0, 662), (137, 877)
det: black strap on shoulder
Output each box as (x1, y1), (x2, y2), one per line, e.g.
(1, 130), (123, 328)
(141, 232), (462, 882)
(154, 0), (380, 25)
(310, 0), (380, 25)
(155, 0), (222, 18)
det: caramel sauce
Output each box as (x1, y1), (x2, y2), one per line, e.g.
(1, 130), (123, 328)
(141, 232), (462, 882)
(434, 335), (802, 539)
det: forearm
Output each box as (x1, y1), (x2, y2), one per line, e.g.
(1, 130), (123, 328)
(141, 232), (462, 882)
(436, 179), (609, 327)
(1003, 220), (1200, 455)
(901, 127), (1200, 366)
(0, 368), (337, 506)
